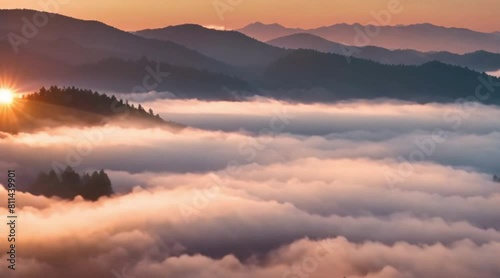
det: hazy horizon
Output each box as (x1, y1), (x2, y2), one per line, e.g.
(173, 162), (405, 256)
(0, 0), (499, 33)
(1, 2), (500, 277)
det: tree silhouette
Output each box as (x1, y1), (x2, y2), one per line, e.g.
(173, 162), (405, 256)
(30, 167), (114, 201)
(24, 86), (164, 122)
(82, 170), (114, 201)
(59, 166), (81, 199)
(138, 104), (145, 113)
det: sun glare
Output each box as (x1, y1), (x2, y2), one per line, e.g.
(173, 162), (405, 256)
(0, 89), (14, 105)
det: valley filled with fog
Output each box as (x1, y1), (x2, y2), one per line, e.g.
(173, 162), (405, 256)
(0, 2), (499, 277)
(1, 97), (499, 278)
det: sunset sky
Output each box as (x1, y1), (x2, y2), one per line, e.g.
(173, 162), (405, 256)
(1, 0), (499, 32)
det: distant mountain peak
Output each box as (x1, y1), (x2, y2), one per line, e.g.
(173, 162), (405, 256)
(267, 33), (334, 45)
(238, 19), (500, 53)
(135, 23), (286, 67)
(239, 21), (302, 31)
(248, 22), (284, 27)
(0, 9), (231, 73)
(169, 23), (206, 29)
(0, 8), (117, 29)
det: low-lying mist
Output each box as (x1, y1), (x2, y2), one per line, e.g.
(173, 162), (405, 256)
(1, 98), (499, 278)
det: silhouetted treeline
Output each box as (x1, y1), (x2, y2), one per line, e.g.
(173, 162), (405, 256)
(494, 175), (500, 183)
(30, 167), (114, 201)
(24, 86), (163, 121)
(259, 50), (500, 104)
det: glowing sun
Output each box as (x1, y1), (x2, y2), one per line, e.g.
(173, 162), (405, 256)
(0, 89), (14, 105)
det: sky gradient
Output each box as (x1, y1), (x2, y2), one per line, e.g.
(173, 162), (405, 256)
(0, 0), (499, 32)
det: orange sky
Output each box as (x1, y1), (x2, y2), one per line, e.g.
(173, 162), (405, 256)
(0, 0), (499, 32)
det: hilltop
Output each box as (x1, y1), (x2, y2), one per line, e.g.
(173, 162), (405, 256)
(0, 86), (184, 133)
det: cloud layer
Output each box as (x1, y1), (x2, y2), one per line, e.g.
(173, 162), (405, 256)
(1, 98), (499, 277)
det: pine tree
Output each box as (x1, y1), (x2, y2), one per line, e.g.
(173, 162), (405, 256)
(138, 104), (145, 112)
(98, 169), (114, 196)
(82, 172), (91, 186)
(61, 166), (81, 186)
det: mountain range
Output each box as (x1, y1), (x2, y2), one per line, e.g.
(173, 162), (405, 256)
(258, 49), (500, 103)
(238, 22), (500, 54)
(0, 9), (230, 73)
(267, 33), (500, 72)
(136, 24), (287, 68)
(134, 24), (500, 73)
(0, 9), (499, 105)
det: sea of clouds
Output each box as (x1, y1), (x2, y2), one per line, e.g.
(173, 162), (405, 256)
(1, 98), (499, 277)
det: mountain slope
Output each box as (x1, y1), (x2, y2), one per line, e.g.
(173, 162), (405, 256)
(0, 42), (252, 98)
(73, 57), (253, 99)
(258, 49), (500, 103)
(430, 51), (500, 72)
(1, 87), (183, 134)
(2, 38), (498, 105)
(136, 24), (288, 67)
(236, 22), (304, 42)
(268, 33), (500, 72)
(0, 9), (231, 72)
(268, 33), (345, 53)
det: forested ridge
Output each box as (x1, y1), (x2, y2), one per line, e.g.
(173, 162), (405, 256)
(24, 86), (163, 121)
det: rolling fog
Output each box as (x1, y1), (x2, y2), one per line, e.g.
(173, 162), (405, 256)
(1, 98), (500, 278)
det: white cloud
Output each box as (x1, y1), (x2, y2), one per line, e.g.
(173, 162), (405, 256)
(1, 99), (500, 277)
